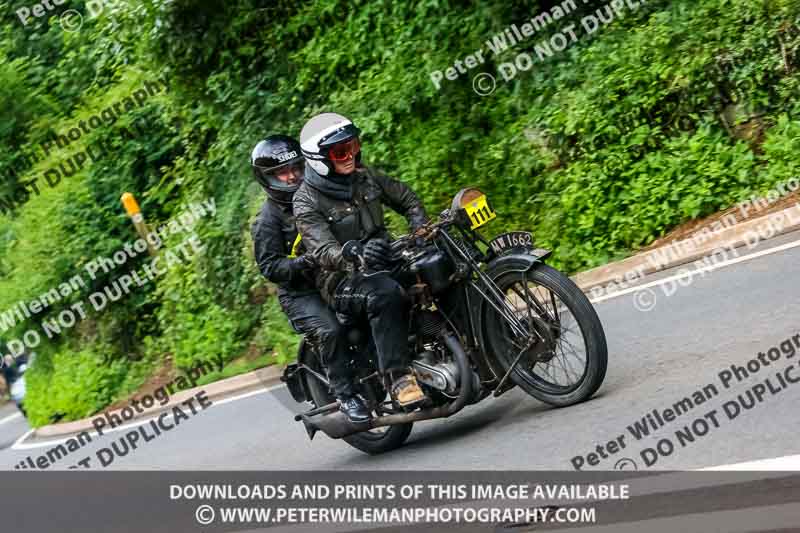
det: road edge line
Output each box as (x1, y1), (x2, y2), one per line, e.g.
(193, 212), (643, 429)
(573, 202), (800, 293)
(26, 366), (285, 442)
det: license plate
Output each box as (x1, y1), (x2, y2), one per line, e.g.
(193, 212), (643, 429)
(464, 194), (497, 229)
(489, 231), (534, 254)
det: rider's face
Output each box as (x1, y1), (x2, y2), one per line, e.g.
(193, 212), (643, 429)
(332, 158), (356, 175)
(329, 137), (360, 175)
(274, 163), (303, 186)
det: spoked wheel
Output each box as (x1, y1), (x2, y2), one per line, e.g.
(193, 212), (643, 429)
(484, 264), (607, 406)
(303, 351), (412, 455)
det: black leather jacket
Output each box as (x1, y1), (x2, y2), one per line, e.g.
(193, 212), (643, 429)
(251, 198), (317, 300)
(293, 165), (428, 300)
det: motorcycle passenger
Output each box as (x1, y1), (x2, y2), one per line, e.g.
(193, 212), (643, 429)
(250, 135), (361, 421)
(293, 112), (429, 416)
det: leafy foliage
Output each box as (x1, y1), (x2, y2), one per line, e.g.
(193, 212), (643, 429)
(1, 0), (799, 424)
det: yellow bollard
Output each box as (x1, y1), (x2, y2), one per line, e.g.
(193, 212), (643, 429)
(121, 192), (157, 256)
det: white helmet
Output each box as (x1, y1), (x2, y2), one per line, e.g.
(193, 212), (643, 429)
(300, 112), (361, 176)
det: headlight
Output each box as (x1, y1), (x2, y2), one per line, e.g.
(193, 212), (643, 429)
(451, 187), (497, 230)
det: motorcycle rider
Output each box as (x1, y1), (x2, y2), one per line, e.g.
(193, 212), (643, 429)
(250, 135), (365, 423)
(293, 112), (428, 414)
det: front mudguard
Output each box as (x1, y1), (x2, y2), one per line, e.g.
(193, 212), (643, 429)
(484, 249), (551, 278)
(473, 250), (551, 391)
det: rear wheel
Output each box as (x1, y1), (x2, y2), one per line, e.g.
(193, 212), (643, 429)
(303, 350), (413, 455)
(484, 264), (607, 406)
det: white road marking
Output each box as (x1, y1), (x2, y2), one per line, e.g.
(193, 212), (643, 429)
(544, 503), (800, 533)
(0, 412), (22, 426)
(519, 467), (799, 515)
(10, 429), (34, 449)
(212, 385), (281, 406)
(589, 238), (800, 304)
(9, 383), (284, 451)
(699, 454), (800, 471)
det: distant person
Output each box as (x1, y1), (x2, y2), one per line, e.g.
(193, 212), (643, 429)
(1, 354), (15, 389)
(1, 352), (25, 387)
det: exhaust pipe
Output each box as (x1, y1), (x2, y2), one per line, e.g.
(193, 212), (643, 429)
(300, 332), (473, 440)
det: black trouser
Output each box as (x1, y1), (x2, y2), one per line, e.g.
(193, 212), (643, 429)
(280, 292), (355, 399)
(332, 272), (411, 376)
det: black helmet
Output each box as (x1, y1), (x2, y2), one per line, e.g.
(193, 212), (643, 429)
(251, 135), (304, 204)
(300, 113), (361, 177)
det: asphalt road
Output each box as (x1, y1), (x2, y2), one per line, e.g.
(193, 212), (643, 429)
(2, 230), (800, 471)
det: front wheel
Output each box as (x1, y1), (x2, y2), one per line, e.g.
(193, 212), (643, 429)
(484, 264), (607, 407)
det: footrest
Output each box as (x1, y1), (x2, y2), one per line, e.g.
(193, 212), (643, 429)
(294, 401), (339, 422)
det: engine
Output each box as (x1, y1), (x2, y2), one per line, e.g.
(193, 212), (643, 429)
(412, 357), (460, 395)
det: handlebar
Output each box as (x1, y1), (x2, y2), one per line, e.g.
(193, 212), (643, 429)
(341, 210), (456, 271)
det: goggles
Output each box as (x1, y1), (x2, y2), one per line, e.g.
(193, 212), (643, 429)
(328, 137), (361, 162)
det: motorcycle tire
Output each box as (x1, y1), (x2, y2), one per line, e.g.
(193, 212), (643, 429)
(485, 263), (607, 407)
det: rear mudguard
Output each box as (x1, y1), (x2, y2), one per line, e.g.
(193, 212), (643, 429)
(473, 250), (551, 391)
(281, 338), (318, 404)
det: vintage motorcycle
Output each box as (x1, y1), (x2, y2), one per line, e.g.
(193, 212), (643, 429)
(282, 187), (607, 454)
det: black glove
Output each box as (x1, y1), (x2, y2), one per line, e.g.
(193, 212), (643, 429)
(408, 207), (429, 233)
(289, 254), (316, 273)
(362, 238), (392, 270)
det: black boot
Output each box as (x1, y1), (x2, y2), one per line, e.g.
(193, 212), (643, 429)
(338, 395), (371, 424)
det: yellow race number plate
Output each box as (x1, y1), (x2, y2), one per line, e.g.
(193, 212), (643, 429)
(464, 194), (497, 229)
